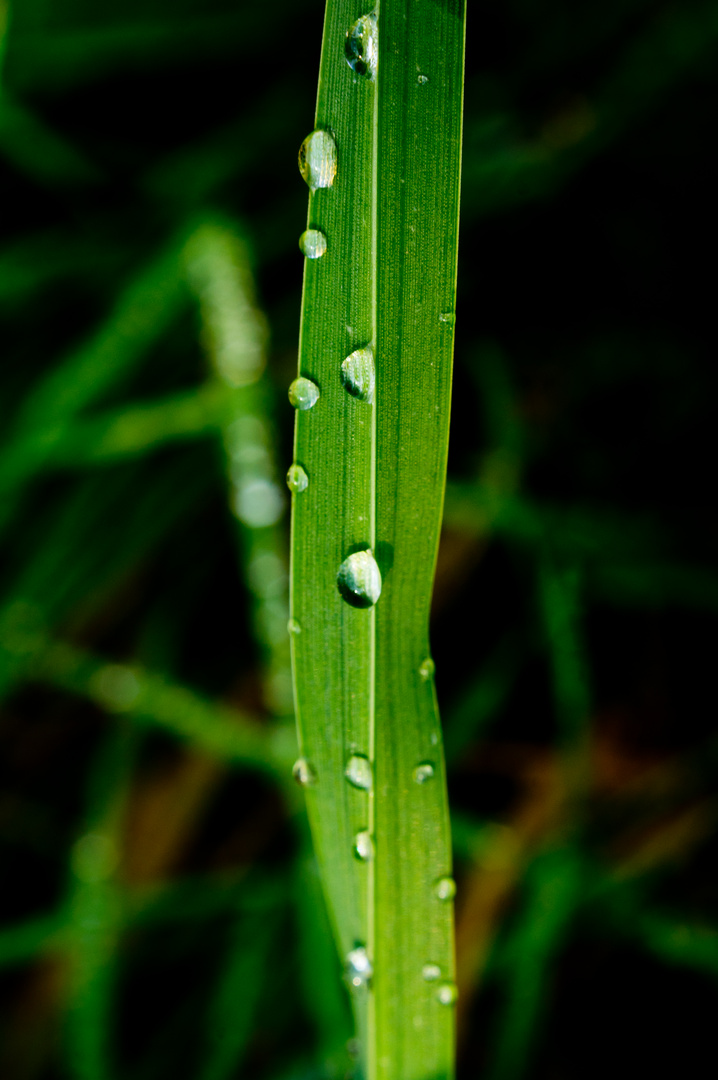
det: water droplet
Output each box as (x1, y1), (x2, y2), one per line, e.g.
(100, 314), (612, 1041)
(345, 14), (377, 78)
(439, 311), (456, 327)
(419, 657), (435, 680)
(413, 762), (435, 784)
(72, 832), (118, 884)
(286, 463), (309, 493)
(435, 876), (456, 901)
(288, 377), (320, 411)
(337, 550), (382, 608)
(298, 129), (338, 192)
(417, 74), (429, 85)
(341, 346), (375, 403)
(292, 758), (317, 786)
(299, 229), (327, 259)
(354, 829), (374, 861)
(345, 753), (372, 792)
(346, 945), (373, 987)
(287, 618), (301, 636)
(422, 963), (442, 982)
(436, 981), (458, 1006)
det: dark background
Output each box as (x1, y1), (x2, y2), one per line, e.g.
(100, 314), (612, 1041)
(1, 0), (717, 1077)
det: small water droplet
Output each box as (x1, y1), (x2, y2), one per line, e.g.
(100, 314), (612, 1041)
(299, 229), (327, 259)
(287, 618), (301, 636)
(346, 945), (373, 987)
(337, 549), (382, 608)
(439, 311), (456, 327)
(341, 346), (375, 403)
(419, 657), (435, 680)
(435, 876), (456, 901)
(417, 74), (429, 84)
(354, 829), (374, 861)
(422, 963), (442, 982)
(436, 981), (458, 1006)
(345, 14), (377, 78)
(345, 753), (372, 791)
(298, 129), (337, 191)
(413, 762), (435, 784)
(286, 463), (309, 493)
(288, 377), (320, 410)
(292, 758), (317, 786)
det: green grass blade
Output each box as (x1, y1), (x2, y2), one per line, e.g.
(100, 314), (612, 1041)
(290, 3), (465, 1077)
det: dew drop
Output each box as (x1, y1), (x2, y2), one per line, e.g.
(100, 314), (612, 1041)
(299, 229), (327, 259)
(337, 550), (382, 608)
(419, 657), (435, 680)
(422, 963), (442, 982)
(286, 463), (309, 493)
(436, 981), (458, 1006)
(413, 761), (435, 784)
(341, 346), (375, 403)
(287, 618), (301, 636)
(345, 14), (378, 78)
(439, 311), (456, 327)
(417, 74), (429, 85)
(346, 945), (373, 987)
(354, 829), (374, 861)
(298, 129), (338, 192)
(288, 377), (320, 411)
(292, 758), (317, 787)
(345, 753), (372, 792)
(435, 876), (456, 901)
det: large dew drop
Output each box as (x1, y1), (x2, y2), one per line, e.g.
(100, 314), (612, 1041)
(345, 753), (372, 792)
(422, 963), (442, 982)
(292, 758), (317, 787)
(298, 129), (338, 192)
(413, 761), (435, 785)
(353, 829), (374, 861)
(299, 229), (327, 259)
(436, 981), (458, 1006)
(288, 377), (320, 411)
(435, 876), (457, 901)
(419, 657), (435, 680)
(286, 464), (309, 493)
(341, 347), (375, 403)
(346, 945), (373, 988)
(345, 13), (377, 78)
(337, 550), (382, 608)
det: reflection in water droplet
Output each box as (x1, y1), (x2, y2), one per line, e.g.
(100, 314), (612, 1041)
(287, 618), (301, 636)
(439, 311), (456, 326)
(417, 74), (429, 84)
(345, 754), (372, 791)
(345, 14), (378, 78)
(422, 963), (442, 982)
(436, 981), (458, 1006)
(419, 658), (435, 680)
(286, 463), (309, 493)
(292, 758), (317, 786)
(341, 346), (375, 403)
(288, 377), (320, 410)
(354, 830), (374, 861)
(413, 762), (435, 784)
(298, 129), (338, 192)
(299, 229), (327, 259)
(435, 876), (457, 901)
(346, 945), (373, 987)
(337, 550), (382, 608)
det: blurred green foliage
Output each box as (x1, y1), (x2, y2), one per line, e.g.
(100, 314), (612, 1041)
(1, 0), (718, 1078)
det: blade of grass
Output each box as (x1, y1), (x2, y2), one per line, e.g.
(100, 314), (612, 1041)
(290, 3), (465, 1077)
